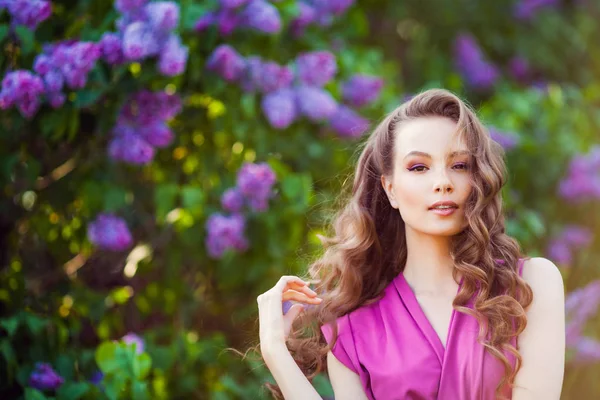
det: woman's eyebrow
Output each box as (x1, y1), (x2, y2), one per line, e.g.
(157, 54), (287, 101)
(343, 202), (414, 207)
(403, 150), (470, 160)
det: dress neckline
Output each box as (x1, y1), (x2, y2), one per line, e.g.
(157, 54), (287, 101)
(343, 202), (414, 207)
(393, 272), (464, 364)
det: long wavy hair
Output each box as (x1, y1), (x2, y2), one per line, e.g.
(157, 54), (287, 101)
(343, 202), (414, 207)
(264, 88), (533, 399)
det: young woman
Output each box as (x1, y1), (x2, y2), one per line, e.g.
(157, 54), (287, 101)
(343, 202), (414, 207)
(256, 89), (565, 399)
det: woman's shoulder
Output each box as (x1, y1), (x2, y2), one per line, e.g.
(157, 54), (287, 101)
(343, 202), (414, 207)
(520, 256), (563, 293)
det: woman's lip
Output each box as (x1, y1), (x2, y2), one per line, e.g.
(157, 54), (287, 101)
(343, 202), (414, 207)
(430, 207), (457, 216)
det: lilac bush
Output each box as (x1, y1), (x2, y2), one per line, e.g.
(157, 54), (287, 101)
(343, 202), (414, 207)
(87, 213), (133, 251)
(261, 88), (297, 129)
(205, 213), (249, 259)
(341, 74), (384, 108)
(28, 363), (64, 391)
(558, 146), (600, 202)
(547, 225), (593, 266)
(328, 105), (369, 138)
(236, 162), (277, 212)
(0, 70), (46, 118)
(565, 280), (600, 351)
(2, 0), (52, 30)
(453, 33), (499, 90)
(489, 127), (520, 151)
(295, 85), (338, 121)
(514, 0), (560, 20)
(295, 51), (337, 87)
(108, 90), (181, 164)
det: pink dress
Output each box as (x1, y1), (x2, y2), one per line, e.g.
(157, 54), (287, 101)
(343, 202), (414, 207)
(321, 259), (525, 400)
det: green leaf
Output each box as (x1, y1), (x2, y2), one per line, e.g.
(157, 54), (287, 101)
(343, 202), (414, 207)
(73, 90), (103, 109)
(0, 316), (19, 337)
(95, 342), (120, 374)
(155, 183), (179, 221)
(131, 381), (150, 400)
(240, 94), (256, 118)
(132, 353), (152, 380)
(56, 382), (89, 400)
(14, 25), (35, 55)
(23, 313), (47, 335)
(0, 24), (9, 42)
(181, 186), (204, 215)
(25, 388), (48, 400)
(103, 186), (128, 212)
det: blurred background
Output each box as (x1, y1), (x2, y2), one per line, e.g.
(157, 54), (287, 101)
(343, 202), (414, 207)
(1, 0), (599, 399)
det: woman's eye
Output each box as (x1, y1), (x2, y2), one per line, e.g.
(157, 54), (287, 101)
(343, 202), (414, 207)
(453, 163), (469, 170)
(408, 165), (427, 172)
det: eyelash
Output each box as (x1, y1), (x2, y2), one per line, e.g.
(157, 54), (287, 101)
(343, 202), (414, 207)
(407, 163), (469, 172)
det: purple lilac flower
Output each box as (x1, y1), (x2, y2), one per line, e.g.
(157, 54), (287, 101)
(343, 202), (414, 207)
(453, 33), (499, 90)
(565, 280), (600, 348)
(220, 0), (248, 9)
(261, 88), (297, 129)
(47, 92), (65, 108)
(122, 22), (160, 60)
(236, 162), (277, 212)
(121, 332), (145, 353)
(558, 146), (600, 202)
(87, 214), (133, 251)
(100, 32), (125, 65)
(573, 337), (600, 364)
(194, 12), (217, 32)
(315, 0), (355, 15)
(295, 51), (337, 87)
(145, 1), (179, 32)
(206, 45), (246, 82)
(108, 127), (156, 165)
(221, 188), (245, 213)
(6, 0), (52, 30)
(216, 8), (240, 35)
(33, 55), (52, 75)
(547, 225), (593, 267)
(138, 121), (174, 148)
(328, 105), (369, 138)
(120, 90), (182, 126)
(514, 0), (560, 20)
(295, 85), (338, 121)
(115, 0), (147, 14)
(291, 2), (317, 36)
(341, 74), (384, 108)
(241, 0), (282, 34)
(488, 127), (520, 150)
(508, 56), (530, 82)
(205, 213), (249, 258)
(0, 70), (45, 118)
(29, 363), (64, 391)
(240, 57), (293, 93)
(158, 35), (188, 76)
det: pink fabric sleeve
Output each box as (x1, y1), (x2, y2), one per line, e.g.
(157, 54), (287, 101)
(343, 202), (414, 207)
(320, 314), (361, 375)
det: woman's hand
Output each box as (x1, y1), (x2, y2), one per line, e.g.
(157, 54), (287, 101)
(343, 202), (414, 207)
(257, 275), (322, 355)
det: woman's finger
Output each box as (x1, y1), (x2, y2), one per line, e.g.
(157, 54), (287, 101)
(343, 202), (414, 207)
(282, 289), (323, 304)
(284, 283), (318, 298)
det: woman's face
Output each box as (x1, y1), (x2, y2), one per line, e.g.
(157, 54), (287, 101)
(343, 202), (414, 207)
(381, 116), (473, 237)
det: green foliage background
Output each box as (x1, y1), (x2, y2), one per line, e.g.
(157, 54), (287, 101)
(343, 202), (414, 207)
(1, 0), (600, 398)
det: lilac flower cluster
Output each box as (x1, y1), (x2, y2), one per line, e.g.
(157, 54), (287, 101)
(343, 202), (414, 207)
(1, 0), (52, 30)
(558, 146), (600, 203)
(565, 280), (600, 363)
(488, 127), (520, 151)
(290, 0), (356, 35)
(205, 213), (249, 259)
(29, 363), (64, 391)
(108, 90), (181, 165)
(206, 45), (377, 137)
(194, 0), (282, 36)
(514, 0), (559, 20)
(547, 225), (593, 266)
(100, 0), (188, 76)
(87, 213), (133, 251)
(35, 41), (102, 101)
(453, 33), (499, 90)
(121, 332), (145, 354)
(206, 162), (277, 259)
(0, 71), (45, 118)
